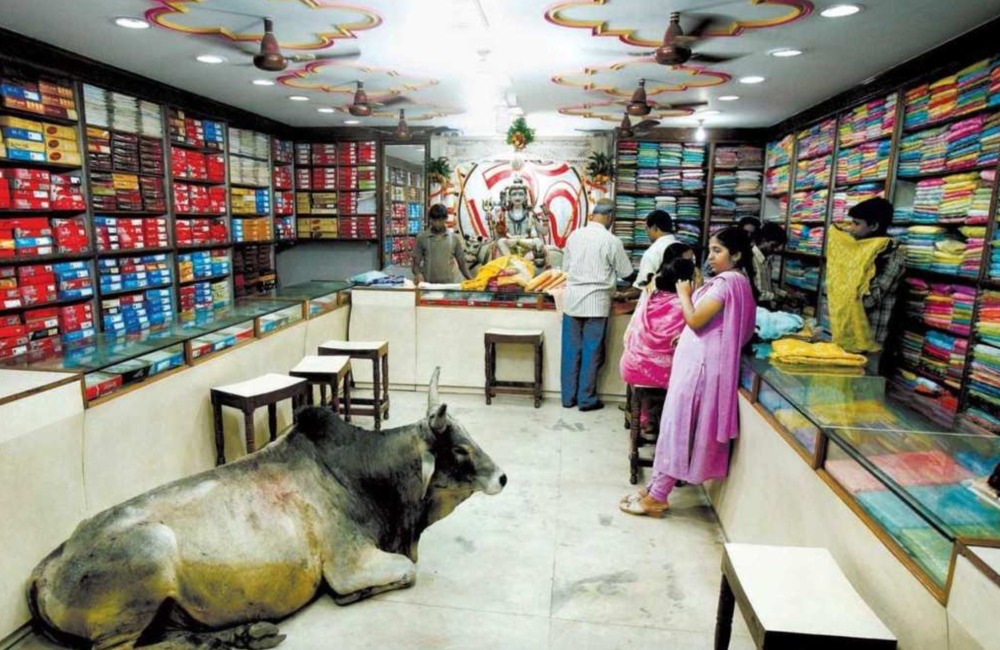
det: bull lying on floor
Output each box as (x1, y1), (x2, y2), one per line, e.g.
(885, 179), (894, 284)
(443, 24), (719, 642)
(28, 368), (506, 650)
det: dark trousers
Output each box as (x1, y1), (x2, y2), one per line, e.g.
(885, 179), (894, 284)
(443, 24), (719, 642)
(561, 315), (608, 408)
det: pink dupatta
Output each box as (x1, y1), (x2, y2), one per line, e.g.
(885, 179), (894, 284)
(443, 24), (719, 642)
(619, 290), (686, 388)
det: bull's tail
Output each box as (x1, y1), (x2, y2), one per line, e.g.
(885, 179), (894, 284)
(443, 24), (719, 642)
(26, 545), (88, 647)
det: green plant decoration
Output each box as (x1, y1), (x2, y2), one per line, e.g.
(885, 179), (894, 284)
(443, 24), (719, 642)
(586, 151), (613, 184)
(428, 156), (452, 184)
(506, 117), (535, 151)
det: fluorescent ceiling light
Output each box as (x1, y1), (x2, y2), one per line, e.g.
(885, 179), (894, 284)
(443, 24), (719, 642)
(738, 76), (766, 85)
(196, 55), (226, 64)
(821, 4), (862, 18)
(289, 95), (309, 101)
(252, 79), (275, 86)
(718, 95), (740, 101)
(344, 119), (361, 125)
(114, 17), (149, 29)
(317, 108), (336, 114)
(770, 48), (803, 57)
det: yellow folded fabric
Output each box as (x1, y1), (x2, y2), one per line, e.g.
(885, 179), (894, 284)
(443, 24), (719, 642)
(770, 338), (869, 367)
(459, 255), (534, 291)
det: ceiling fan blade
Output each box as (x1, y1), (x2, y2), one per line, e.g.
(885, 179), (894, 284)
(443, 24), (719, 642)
(663, 101), (708, 110)
(683, 14), (724, 40)
(626, 51), (657, 57)
(575, 128), (613, 133)
(288, 50), (362, 62)
(688, 52), (741, 64)
(378, 95), (412, 107)
(633, 120), (661, 131)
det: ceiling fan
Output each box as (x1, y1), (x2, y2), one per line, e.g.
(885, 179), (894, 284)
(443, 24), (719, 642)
(626, 79), (708, 116)
(629, 12), (741, 66)
(618, 113), (660, 139)
(346, 81), (411, 117)
(226, 17), (361, 71)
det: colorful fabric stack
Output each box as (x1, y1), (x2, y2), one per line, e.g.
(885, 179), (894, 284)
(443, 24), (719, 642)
(616, 168), (636, 192)
(657, 142), (683, 167)
(675, 222), (701, 246)
(838, 93), (897, 147)
(712, 171), (736, 195)
(612, 219), (634, 244)
(676, 196), (701, 222)
(789, 189), (828, 222)
(976, 290), (1000, 347)
(765, 165), (790, 195)
(835, 140), (891, 185)
(614, 194), (636, 220)
(637, 168), (659, 193)
(903, 328), (968, 388)
(796, 118), (836, 159)
(681, 168), (705, 192)
(654, 195), (677, 215)
(909, 171), (993, 224)
(735, 171), (762, 195)
(766, 135), (794, 167)
(794, 155), (832, 190)
(656, 168), (681, 194)
(832, 185), (884, 223)
(902, 278), (974, 336)
(634, 196), (656, 216)
(957, 407), (1000, 436)
(681, 144), (705, 168)
(899, 113), (1000, 176)
(784, 259), (820, 291)
(715, 145), (763, 168)
(992, 57), (1000, 107)
(903, 226), (947, 269)
(637, 142), (659, 168)
(617, 141), (637, 167)
(967, 343), (1000, 408)
(904, 57), (1000, 128)
(898, 127), (948, 176)
(765, 196), (789, 223)
(711, 196), (736, 220)
(959, 226), (986, 277)
(787, 223), (824, 255)
(887, 368), (959, 429)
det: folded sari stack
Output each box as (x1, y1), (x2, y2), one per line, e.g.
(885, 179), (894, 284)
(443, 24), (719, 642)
(898, 127), (948, 176)
(681, 144), (706, 168)
(769, 339), (867, 367)
(796, 117), (836, 159)
(839, 93), (897, 147)
(614, 194), (636, 219)
(656, 168), (681, 193)
(930, 236), (966, 275)
(765, 164), (790, 195)
(904, 84), (931, 130)
(887, 369), (959, 429)
(903, 225), (947, 269)
(735, 170), (762, 195)
(714, 146), (738, 168)
(634, 196), (656, 216)
(681, 168), (705, 192)
(832, 185), (883, 223)
(919, 329), (968, 386)
(736, 145), (763, 168)
(612, 219), (634, 244)
(617, 141), (638, 167)
(980, 112), (1000, 153)
(766, 134), (794, 167)
(794, 155), (833, 190)
(711, 196), (736, 220)
(945, 114), (987, 171)
(657, 142), (682, 167)
(991, 58), (1000, 107)
(789, 189), (828, 222)
(957, 407), (1000, 436)
(958, 226), (986, 277)
(637, 142), (660, 168)
(784, 258), (820, 291)
(676, 196), (701, 221)
(734, 197), (761, 218)
(967, 343), (1000, 408)
(616, 169), (637, 192)
(955, 58), (992, 115)
(903, 277), (974, 336)
(674, 222), (701, 246)
(900, 329), (924, 367)
(835, 139), (891, 184)
(637, 168), (659, 193)
(712, 172), (737, 195)
(977, 290), (1000, 346)
(787, 223), (824, 255)
(927, 74), (959, 124)
(654, 195), (677, 215)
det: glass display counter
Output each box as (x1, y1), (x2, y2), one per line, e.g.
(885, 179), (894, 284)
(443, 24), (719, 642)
(251, 280), (352, 318)
(743, 356), (1000, 595)
(0, 298), (304, 404)
(416, 288), (555, 310)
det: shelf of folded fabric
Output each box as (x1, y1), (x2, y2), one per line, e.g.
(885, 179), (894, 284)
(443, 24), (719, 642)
(674, 222), (702, 247)
(711, 169), (762, 197)
(964, 341), (1000, 416)
(783, 258), (821, 292)
(839, 92), (899, 148)
(956, 402), (1000, 436)
(831, 183), (886, 224)
(835, 139), (892, 186)
(766, 134), (795, 169)
(902, 56), (1000, 132)
(902, 276), (975, 338)
(788, 188), (829, 223)
(786, 222), (825, 256)
(794, 154), (834, 191)
(896, 111), (1000, 179)
(895, 325), (969, 393)
(796, 117), (837, 161)
(709, 195), (761, 223)
(764, 164), (791, 196)
(762, 194), (789, 224)
(886, 365), (961, 429)
(900, 222), (987, 280)
(714, 145), (763, 170)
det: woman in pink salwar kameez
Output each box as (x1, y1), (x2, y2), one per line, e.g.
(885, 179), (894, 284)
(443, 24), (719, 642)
(620, 227), (757, 517)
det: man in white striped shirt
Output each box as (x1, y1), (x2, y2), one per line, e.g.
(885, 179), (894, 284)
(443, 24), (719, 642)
(560, 198), (634, 411)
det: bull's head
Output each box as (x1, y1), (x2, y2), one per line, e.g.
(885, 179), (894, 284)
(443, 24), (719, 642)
(421, 368), (506, 529)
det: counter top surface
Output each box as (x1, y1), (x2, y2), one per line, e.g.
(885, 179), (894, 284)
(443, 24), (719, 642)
(0, 369), (80, 404)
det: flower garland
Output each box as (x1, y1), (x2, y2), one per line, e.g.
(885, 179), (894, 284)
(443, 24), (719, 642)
(506, 117), (535, 151)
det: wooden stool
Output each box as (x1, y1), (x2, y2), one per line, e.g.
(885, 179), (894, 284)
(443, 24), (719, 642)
(484, 328), (544, 408)
(289, 355), (352, 421)
(715, 543), (897, 650)
(211, 373), (310, 466)
(318, 340), (389, 431)
(627, 383), (666, 485)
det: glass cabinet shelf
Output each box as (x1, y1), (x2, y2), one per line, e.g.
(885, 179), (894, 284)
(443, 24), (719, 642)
(252, 280), (352, 318)
(417, 288), (555, 310)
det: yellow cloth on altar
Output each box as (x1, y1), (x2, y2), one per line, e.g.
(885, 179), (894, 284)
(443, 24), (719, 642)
(459, 255), (534, 291)
(825, 227), (893, 353)
(770, 338), (868, 367)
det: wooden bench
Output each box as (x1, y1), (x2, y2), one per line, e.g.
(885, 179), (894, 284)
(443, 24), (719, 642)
(211, 373), (310, 465)
(484, 328), (544, 408)
(318, 340), (389, 431)
(289, 355), (352, 421)
(715, 543), (897, 649)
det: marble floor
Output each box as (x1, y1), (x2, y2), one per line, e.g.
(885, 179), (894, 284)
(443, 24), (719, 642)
(17, 390), (753, 650)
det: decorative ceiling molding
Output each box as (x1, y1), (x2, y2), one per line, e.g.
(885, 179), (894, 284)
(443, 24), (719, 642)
(559, 99), (696, 122)
(544, 0), (813, 47)
(277, 61), (438, 97)
(145, 0), (382, 51)
(368, 104), (463, 120)
(552, 59), (730, 96)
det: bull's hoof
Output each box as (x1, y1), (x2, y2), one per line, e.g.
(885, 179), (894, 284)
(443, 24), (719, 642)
(201, 622), (286, 649)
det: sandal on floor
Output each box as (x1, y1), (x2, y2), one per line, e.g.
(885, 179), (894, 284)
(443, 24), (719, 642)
(619, 494), (669, 518)
(618, 488), (649, 506)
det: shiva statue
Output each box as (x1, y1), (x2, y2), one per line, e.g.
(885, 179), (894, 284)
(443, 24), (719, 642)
(486, 176), (551, 263)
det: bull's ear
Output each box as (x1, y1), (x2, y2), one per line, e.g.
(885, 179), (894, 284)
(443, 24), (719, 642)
(428, 403), (448, 433)
(427, 366), (442, 414)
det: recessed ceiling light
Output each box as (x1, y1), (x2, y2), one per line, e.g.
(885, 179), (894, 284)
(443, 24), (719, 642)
(317, 107), (336, 114)
(289, 96), (309, 102)
(718, 95), (740, 101)
(252, 79), (275, 86)
(344, 119), (361, 125)
(821, 4), (862, 18)
(114, 17), (149, 29)
(698, 109), (721, 116)
(770, 48), (803, 58)
(196, 54), (226, 64)
(738, 76), (766, 85)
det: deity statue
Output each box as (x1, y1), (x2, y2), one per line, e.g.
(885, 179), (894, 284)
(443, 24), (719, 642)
(485, 176), (551, 265)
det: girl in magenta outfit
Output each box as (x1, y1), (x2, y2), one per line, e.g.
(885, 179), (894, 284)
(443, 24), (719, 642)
(620, 227), (758, 517)
(620, 244), (697, 429)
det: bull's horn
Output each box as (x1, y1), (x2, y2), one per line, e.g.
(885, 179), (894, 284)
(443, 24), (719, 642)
(428, 367), (441, 412)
